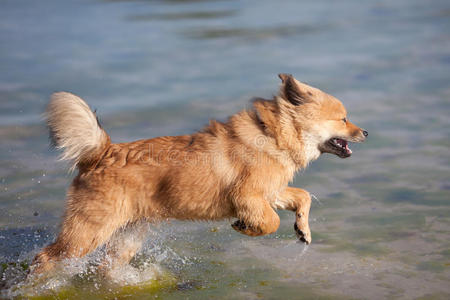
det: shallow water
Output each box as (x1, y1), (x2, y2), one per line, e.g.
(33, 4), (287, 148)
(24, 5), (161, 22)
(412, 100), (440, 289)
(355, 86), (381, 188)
(1, 0), (449, 299)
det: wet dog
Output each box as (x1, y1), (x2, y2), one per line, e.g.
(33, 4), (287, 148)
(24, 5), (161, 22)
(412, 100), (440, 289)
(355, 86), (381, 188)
(30, 74), (367, 274)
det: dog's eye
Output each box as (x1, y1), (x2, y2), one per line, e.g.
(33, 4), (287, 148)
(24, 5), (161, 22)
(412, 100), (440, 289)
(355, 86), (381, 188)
(342, 117), (347, 123)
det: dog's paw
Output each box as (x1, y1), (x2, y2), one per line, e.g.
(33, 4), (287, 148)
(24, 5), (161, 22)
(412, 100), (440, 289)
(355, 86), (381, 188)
(231, 220), (262, 236)
(294, 223), (311, 244)
(232, 219), (247, 232)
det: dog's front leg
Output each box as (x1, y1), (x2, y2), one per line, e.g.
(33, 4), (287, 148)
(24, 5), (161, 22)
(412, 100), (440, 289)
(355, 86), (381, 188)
(231, 196), (280, 237)
(275, 187), (312, 244)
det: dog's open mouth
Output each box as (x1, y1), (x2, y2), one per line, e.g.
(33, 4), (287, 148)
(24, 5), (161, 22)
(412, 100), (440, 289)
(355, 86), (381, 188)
(321, 137), (352, 158)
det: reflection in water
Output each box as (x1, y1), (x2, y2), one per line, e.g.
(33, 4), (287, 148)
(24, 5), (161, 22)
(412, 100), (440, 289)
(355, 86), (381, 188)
(126, 10), (237, 22)
(182, 24), (323, 40)
(0, 0), (449, 298)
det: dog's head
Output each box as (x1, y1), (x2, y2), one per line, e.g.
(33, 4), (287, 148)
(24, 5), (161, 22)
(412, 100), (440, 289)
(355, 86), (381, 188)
(278, 73), (367, 159)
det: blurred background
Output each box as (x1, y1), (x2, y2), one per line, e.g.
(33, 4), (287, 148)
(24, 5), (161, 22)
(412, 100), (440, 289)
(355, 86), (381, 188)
(1, 0), (449, 298)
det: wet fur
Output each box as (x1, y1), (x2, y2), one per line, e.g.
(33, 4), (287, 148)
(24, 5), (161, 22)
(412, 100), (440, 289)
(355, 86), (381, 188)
(31, 74), (366, 275)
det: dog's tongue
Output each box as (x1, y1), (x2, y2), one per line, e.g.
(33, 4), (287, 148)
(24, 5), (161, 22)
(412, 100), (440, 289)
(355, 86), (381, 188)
(338, 139), (352, 154)
(346, 144), (352, 154)
(343, 140), (352, 154)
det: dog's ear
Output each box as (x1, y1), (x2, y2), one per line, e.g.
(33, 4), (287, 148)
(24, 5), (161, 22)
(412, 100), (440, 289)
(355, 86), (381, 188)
(278, 73), (313, 106)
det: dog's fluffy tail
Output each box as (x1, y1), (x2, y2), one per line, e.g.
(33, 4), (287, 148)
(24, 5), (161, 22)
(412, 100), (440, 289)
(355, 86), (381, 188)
(45, 92), (111, 171)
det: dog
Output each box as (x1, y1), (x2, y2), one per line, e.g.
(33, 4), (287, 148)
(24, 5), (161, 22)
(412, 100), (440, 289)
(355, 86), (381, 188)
(30, 74), (367, 275)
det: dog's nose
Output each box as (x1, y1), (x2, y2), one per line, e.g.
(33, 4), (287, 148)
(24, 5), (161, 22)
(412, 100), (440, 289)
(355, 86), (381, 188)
(363, 130), (368, 137)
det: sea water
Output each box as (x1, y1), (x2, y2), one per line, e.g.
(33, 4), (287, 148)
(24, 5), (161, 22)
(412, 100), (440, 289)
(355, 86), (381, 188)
(1, 0), (449, 298)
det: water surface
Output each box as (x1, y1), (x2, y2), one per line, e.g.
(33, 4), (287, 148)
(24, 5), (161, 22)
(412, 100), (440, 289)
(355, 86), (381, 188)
(1, 0), (449, 299)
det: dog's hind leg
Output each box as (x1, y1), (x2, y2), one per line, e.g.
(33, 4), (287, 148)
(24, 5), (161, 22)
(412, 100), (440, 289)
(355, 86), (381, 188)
(30, 198), (131, 275)
(100, 220), (149, 273)
(274, 187), (312, 244)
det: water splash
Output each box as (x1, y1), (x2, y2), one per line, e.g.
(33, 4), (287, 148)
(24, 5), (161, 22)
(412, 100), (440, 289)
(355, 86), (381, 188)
(0, 226), (187, 298)
(282, 240), (309, 261)
(310, 193), (323, 206)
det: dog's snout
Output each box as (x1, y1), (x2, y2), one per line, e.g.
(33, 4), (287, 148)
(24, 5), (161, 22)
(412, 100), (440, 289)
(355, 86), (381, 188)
(363, 130), (368, 137)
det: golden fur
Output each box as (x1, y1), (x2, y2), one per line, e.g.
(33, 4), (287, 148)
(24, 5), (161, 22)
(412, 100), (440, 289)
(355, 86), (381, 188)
(30, 74), (367, 275)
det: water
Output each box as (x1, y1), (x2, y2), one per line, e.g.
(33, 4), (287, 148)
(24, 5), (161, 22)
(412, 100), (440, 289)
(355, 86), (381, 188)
(1, 0), (449, 298)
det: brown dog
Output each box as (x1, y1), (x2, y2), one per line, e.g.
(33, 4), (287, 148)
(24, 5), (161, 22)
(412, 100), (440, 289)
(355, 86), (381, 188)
(30, 74), (367, 275)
